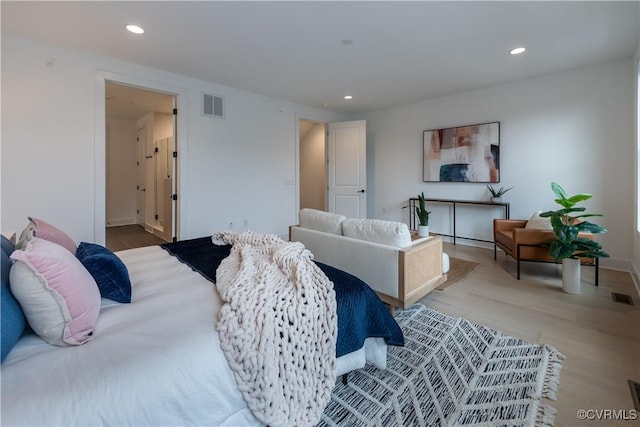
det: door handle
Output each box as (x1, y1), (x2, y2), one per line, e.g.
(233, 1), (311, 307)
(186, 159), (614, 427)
(358, 189), (366, 193)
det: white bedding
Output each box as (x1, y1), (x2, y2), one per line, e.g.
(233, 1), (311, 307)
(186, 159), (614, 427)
(1, 245), (386, 426)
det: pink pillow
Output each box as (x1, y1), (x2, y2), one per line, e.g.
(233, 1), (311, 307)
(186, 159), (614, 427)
(9, 238), (100, 346)
(16, 217), (77, 255)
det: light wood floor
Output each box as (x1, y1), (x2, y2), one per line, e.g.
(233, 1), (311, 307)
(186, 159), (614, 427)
(105, 225), (168, 252)
(419, 243), (639, 426)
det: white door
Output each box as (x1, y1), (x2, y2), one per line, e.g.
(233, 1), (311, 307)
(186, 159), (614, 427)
(136, 126), (146, 225)
(328, 120), (366, 218)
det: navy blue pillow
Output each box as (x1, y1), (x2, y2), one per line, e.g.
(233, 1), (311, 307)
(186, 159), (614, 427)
(1, 234), (14, 255)
(1, 235), (26, 362)
(76, 242), (131, 303)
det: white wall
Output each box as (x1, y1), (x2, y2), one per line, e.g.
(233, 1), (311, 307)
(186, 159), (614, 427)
(1, 34), (347, 243)
(154, 112), (173, 141)
(106, 117), (137, 226)
(300, 123), (326, 211)
(356, 59), (635, 271)
(634, 44), (640, 287)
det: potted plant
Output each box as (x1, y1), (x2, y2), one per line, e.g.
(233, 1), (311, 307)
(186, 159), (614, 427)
(539, 182), (609, 294)
(415, 192), (431, 236)
(487, 184), (513, 203)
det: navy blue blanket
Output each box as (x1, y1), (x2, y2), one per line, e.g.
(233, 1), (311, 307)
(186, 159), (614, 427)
(161, 237), (403, 357)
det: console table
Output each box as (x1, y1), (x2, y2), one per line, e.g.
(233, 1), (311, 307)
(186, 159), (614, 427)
(408, 198), (510, 245)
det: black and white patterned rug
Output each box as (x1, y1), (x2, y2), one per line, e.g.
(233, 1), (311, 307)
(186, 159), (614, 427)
(319, 304), (565, 427)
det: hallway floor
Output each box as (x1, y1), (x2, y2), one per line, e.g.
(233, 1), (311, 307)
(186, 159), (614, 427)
(105, 225), (168, 252)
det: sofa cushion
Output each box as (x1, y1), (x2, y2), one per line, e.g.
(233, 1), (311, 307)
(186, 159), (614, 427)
(299, 209), (346, 235)
(525, 210), (553, 231)
(342, 218), (412, 248)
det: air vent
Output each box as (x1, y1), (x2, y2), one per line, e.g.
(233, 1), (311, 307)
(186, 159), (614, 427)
(612, 292), (635, 306)
(202, 93), (224, 118)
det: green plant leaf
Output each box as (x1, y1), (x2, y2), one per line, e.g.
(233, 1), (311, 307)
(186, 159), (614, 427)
(553, 198), (573, 209)
(567, 193), (592, 204)
(415, 194), (430, 226)
(487, 185), (512, 197)
(584, 252), (609, 258)
(565, 225), (580, 242)
(551, 182), (567, 200)
(543, 207), (587, 218)
(575, 222), (607, 233)
(574, 237), (603, 250)
(574, 250), (610, 258)
(549, 240), (577, 259)
(572, 213), (603, 218)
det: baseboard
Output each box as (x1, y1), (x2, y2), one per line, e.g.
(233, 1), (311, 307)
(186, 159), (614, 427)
(454, 239), (637, 276)
(106, 218), (137, 227)
(599, 257), (626, 270)
(438, 236), (494, 251)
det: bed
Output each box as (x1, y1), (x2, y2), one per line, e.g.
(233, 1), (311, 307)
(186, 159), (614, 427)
(1, 230), (403, 426)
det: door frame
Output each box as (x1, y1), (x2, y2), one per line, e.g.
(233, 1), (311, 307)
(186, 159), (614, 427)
(94, 71), (187, 245)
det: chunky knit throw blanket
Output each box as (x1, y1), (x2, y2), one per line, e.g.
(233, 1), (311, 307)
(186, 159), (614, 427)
(212, 231), (337, 427)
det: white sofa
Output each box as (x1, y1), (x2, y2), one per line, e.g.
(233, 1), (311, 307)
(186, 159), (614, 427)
(289, 209), (449, 309)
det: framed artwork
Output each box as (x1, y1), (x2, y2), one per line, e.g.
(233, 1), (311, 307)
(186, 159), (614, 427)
(423, 121), (500, 182)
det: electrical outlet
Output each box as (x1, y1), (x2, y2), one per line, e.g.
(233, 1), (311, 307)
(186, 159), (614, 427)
(228, 221), (233, 229)
(243, 219), (249, 229)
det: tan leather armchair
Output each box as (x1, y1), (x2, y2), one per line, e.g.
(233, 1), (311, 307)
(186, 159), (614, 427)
(493, 219), (599, 284)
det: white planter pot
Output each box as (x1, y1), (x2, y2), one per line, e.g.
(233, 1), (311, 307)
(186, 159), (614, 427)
(417, 225), (430, 237)
(490, 196), (502, 203)
(562, 258), (581, 294)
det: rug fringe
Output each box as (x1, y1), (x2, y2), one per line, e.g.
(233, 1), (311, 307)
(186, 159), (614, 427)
(536, 402), (558, 427)
(541, 345), (566, 401)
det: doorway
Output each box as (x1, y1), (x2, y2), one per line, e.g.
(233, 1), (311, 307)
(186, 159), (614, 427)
(105, 82), (177, 250)
(298, 118), (367, 218)
(299, 119), (327, 211)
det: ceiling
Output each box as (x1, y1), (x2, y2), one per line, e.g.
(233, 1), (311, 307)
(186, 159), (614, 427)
(106, 82), (175, 120)
(3, 1), (639, 115)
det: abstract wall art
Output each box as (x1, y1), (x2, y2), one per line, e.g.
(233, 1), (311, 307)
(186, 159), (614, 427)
(423, 122), (500, 183)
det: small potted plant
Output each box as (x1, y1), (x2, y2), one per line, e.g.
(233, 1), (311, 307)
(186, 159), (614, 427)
(487, 184), (513, 203)
(415, 192), (431, 236)
(539, 182), (609, 294)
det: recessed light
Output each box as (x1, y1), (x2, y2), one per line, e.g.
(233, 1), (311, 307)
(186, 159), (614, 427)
(344, 95), (353, 100)
(510, 47), (526, 55)
(126, 24), (145, 34)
